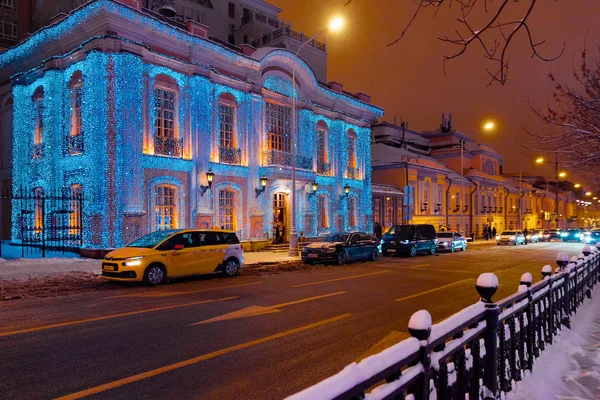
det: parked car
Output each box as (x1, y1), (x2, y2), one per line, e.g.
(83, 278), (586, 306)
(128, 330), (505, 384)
(549, 229), (561, 240)
(436, 232), (467, 252)
(381, 224), (438, 257)
(496, 230), (526, 245)
(102, 229), (244, 285)
(533, 229), (551, 242)
(525, 231), (539, 243)
(585, 229), (600, 245)
(301, 232), (379, 265)
(561, 229), (584, 242)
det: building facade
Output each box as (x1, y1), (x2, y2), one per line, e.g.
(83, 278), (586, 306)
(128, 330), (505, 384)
(0, 0), (381, 247)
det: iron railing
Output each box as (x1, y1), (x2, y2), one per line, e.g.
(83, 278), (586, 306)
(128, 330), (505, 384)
(317, 161), (331, 175)
(154, 136), (183, 158)
(32, 143), (45, 160)
(346, 167), (359, 180)
(219, 146), (242, 165)
(66, 134), (84, 155)
(0, 187), (84, 258)
(264, 150), (313, 170)
(251, 26), (326, 52)
(290, 247), (600, 400)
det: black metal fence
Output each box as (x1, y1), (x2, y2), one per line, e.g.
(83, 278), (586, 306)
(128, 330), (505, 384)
(0, 187), (84, 258)
(290, 246), (600, 400)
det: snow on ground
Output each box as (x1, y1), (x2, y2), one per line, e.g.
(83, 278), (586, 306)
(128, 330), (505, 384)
(508, 285), (600, 400)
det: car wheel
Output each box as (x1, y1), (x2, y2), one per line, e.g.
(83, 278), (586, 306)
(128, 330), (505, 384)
(450, 244), (455, 253)
(370, 248), (379, 261)
(223, 258), (240, 277)
(144, 264), (166, 285)
(336, 250), (347, 265)
(409, 245), (418, 257)
(430, 244), (437, 255)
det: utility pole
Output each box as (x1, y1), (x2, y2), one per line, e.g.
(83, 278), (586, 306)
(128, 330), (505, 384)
(554, 151), (559, 229)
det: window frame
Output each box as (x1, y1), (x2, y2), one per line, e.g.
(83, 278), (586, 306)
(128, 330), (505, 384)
(218, 98), (237, 149)
(218, 189), (236, 231)
(154, 185), (178, 231)
(266, 101), (291, 153)
(154, 85), (178, 139)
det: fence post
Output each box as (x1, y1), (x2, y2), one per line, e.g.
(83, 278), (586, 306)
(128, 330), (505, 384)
(476, 273), (499, 400)
(408, 310), (432, 400)
(41, 192), (46, 258)
(556, 253), (571, 329)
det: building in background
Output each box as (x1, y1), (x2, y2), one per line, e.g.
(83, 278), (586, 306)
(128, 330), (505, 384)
(0, 0), (381, 248)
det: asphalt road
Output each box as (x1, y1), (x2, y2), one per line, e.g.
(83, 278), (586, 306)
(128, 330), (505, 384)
(0, 241), (589, 400)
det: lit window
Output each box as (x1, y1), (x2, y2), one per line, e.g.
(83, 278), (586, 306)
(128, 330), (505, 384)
(219, 102), (236, 149)
(317, 124), (328, 164)
(67, 77), (84, 155)
(348, 197), (357, 227)
(384, 197), (393, 226)
(348, 130), (357, 169)
(154, 87), (175, 139)
(155, 185), (177, 230)
(266, 102), (291, 152)
(34, 99), (43, 145)
(317, 195), (329, 229)
(69, 184), (82, 235)
(34, 187), (43, 233)
(219, 189), (235, 231)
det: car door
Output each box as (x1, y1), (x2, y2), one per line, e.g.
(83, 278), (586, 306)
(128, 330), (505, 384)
(196, 231), (225, 273)
(415, 226), (427, 251)
(162, 232), (198, 277)
(358, 233), (372, 259)
(347, 234), (361, 260)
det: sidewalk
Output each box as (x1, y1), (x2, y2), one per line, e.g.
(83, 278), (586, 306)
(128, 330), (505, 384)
(509, 285), (600, 399)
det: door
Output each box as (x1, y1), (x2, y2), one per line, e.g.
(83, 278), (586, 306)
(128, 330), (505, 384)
(197, 231), (227, 273)
(163, 232), (200, 277)
(415, 226), (428, 251)
(359, 233), (373, 259)
(347, 234), (362, 259)
(273, 193), (288, 243)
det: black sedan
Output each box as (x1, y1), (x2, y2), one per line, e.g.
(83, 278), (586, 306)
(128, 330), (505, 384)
(301, 232), (379, 265)
(560, 229), (584, 242)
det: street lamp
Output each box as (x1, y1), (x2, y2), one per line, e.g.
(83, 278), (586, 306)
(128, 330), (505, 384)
(289, 16), (344, 257)
(574, 183), (581, 188)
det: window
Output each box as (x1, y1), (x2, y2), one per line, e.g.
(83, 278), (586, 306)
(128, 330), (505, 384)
(155, 185), (177, 230)
(70, 84), (82, 137)
(465, 193), (469, 208)
(219, 102), (235, 149)
(423, 181), (430, 206)
(437, 185), (443, 206)
(67, 76), (84, 155)
(455, 192), (460, 207)
(266, 102), (291, 152)
(0, 16), (17, 40)
(0, 0), (16, 10)
(69, 184), (82, 235)
(317, 124), (328, 164)
(348, 130), (357, 169)
(317, 195), (329, 229)
(34, 187), (43, 233)
(348, 197), (357, 227)
(154, 87), (175, 139)
(219, 189), (235, 231)
(228, 2), (235, 18)
(384, 197), (393, 227)
(34, 98), (43, 144)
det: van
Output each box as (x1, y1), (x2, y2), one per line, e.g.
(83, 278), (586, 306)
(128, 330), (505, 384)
(381, 224), (438, 257)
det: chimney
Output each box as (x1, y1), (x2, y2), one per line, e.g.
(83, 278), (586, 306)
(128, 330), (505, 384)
(115, 0), (141, 10)
(393, 115), (397, 125)
(441, 113), (447, 130)
(356, 92), (371, 103)
(448, 113), (453, 131)
(328, 82), (343, 93)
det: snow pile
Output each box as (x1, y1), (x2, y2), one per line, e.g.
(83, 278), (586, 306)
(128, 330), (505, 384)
(477, 272), (498, 288)
(507, 285), (600, 400)
(408, 310), (432, 331)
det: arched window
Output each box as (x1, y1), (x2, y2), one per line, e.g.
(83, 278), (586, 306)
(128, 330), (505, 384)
(266, 101), (291, 153)
(154, 185), (177, 230)
(33, 87), (44, 160)
(317, 194), (329, 229)
(347, 129), (357, 178)
(69, 184), (82, 235)
(484, 159), (495, 175)
(348, 197), (357, 227)
(34, 187), (44, 233)
(424, 181), (430, 207)
(219, 189), (236, 230)
(154, 75), (181, 157)
(317, 121), (329, 174)
(67, 71), (84, 155)
(218, 93), (240, 164)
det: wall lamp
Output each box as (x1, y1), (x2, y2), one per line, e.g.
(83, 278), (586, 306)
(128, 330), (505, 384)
(308, 181), (318, 197)
(255, 176), (268, 198)
(340, 184), (351, 200)
(200, 170), (215, 196)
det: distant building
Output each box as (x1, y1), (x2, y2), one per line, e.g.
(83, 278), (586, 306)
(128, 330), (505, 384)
(0, 0), (381, 247)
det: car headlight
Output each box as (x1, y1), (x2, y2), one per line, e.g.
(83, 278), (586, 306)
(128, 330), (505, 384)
(123, 256), (144, 267)
(325, 247), (336, 253)
(526, 235), (531, 240)
(400, 240), (409, 245)
(302, 247), (307, 253)
(510, 236), (516, 240)
(380, 239), (384, 244)
(495, 235), (501, 240)
(560, 233), (568, 237)
(575, 233), (581, 238)
(584, 232), (591, 236)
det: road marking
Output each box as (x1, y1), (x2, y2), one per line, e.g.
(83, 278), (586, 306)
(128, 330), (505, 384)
(0, 297), (238, 338)
(105, 281), (263, 299)
(395, 278), (474, 303)
(373, 265), (474, 274)
(358, 330), (410, 362)
(292, 270), (390, 288)
(54, 313), (352, 400)
(409, 264), (431, 269)
(190, 291), (346, 325)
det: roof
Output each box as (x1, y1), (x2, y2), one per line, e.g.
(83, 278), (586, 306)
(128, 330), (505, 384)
(372, 184), (403, 196)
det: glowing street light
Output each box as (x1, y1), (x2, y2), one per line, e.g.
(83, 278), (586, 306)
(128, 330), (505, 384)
(535, 157), (544, 164)
(558, 172), (567, 178)
(574, 183), (581, 188)
(483, 121), (496, 131)
(329, 16), (345, 32)
(586, 192), (592, 196)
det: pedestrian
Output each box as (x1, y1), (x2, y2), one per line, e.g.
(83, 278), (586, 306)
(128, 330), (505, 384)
(374, 221), (383, 240)
(523, 227), (529, 244)
(274, 221), (280, 245)
(483, 224), (487, 240)
(492, 226), (497, 237)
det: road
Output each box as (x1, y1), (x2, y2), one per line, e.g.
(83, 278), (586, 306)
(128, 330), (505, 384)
(0, 241), (588, 400)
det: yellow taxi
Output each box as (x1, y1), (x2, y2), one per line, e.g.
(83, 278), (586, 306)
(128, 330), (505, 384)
(101, 229), (244, 285)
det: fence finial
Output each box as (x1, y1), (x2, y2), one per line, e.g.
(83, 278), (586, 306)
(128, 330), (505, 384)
(408, 310), (432, 341)
(542, 265), (552, 279)
(476, 273), (498, 303)
(578, 252), (585, 261)
(582, 244), (591, 256)
(556, 252), (570, 269)
(520, 272), (532, 287)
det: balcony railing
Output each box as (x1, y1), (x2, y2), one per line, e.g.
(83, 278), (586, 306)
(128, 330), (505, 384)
(346, 167), (360, 180)
(241, 11), (284, 29)
(66, 134), (84, 155)
(154, 136), (183, 158)
(32, 143), (45, 160)
(317, 161), (331, 175)
(251, 26), (326, 53)
(219, 146), (242, 165)
(264, 150), (313, 170)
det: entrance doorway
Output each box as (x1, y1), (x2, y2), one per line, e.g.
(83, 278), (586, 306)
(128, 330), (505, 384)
(273, 193), (288, 244)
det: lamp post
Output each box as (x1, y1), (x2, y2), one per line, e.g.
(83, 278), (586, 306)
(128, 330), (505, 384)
(289, 17), (344, 257)
(536, 152), (566, 229)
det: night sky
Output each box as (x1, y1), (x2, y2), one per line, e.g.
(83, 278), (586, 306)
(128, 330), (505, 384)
(271, 0), (600, 182)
